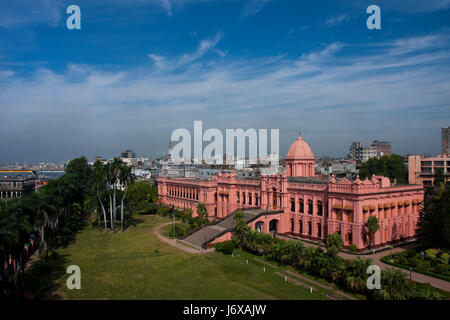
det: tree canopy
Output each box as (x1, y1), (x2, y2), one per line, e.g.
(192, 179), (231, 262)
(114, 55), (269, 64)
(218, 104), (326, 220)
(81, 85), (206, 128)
(416, 182), (450, 250)
(359, 154), (407, 183)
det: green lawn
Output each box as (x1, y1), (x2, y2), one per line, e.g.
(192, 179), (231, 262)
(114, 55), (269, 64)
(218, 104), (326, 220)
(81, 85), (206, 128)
(29, 214), (339, 300)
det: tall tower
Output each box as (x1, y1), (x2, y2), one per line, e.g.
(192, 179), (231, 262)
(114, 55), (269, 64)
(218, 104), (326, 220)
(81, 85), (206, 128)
(285, 134), (315, 177)
(442, 127), (450, 154)
(168, 141), (172, 163)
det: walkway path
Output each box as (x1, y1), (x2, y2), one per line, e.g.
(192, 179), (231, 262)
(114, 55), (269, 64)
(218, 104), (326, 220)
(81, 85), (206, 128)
(280, 236), (450, 292)
(154, 222), (214, 254)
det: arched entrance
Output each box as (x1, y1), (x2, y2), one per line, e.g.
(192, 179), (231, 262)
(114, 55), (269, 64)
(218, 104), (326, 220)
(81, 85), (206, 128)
(255, 221), (264, 233)
(269, 219), (279, 235)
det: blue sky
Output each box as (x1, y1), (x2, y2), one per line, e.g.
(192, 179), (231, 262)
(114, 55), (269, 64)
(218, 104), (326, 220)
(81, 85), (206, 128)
(0, 0), (449, 162)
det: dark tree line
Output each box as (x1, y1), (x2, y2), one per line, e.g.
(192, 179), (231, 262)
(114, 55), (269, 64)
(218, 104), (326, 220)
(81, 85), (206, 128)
(0, 156), (94, 298)
(226, 212), (443, 300)
(416, 177), (450, 250)
(0, 156), (138, 299)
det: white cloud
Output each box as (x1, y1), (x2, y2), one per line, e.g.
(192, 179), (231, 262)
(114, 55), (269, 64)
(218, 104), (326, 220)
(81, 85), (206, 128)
(241, 0), (271, 17)
(148, 54), (167, 69)
(160, 0), (173, 17)
(1, 34), (449, 160)
(325, 14), (350, 27)
(0, 70), (15, 79)
(389, 34), (449, 55)
(177, 32), (223, 65)
(0, 0), (64, 28)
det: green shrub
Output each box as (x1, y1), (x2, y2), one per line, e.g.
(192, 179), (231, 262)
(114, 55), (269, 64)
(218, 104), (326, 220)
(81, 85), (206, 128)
(439, 252), (449, 265)
(435, 264), (448, 275)
(222, 241), (234, 255)
(425, 249), (438, 260)
(215, 242), (224, 252)
(349, 243), (357, 253)
(397, 256), (408, 265)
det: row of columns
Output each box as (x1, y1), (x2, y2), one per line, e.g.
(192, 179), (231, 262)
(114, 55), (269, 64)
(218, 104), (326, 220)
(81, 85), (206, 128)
(166, 184), (199, 201)
(289, 195), (324, 216)
(236, 190), (259, 206)
(0, 191), (22, 199)
(363, 203), (418, 222)
(290, 214), (326, 239)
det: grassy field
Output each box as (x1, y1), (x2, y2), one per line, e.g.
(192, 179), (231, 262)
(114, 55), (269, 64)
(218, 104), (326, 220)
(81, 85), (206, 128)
(27, 214), (351, 300)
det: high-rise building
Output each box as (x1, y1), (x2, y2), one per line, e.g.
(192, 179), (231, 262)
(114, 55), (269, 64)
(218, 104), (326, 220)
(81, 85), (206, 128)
(349, 141), (377, 162)
(372, 140), (391, 157)
(442, 127), (450, 154)
(408, 153), (450, 186)
(121, 150), (136, 159)
(349, 142), (363, 161)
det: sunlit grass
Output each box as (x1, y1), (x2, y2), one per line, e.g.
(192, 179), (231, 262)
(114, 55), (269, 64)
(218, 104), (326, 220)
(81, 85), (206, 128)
(33, 214), (338, 300)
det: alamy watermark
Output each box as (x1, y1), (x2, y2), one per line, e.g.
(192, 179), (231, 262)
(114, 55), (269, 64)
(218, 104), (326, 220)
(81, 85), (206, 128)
(66, 265), (81, 289)
(170, 121), (279, 165)
(367, 265), (381, 290)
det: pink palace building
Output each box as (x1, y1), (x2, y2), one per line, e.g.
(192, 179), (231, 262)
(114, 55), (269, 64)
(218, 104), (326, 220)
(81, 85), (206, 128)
(158, 135), (424, 251)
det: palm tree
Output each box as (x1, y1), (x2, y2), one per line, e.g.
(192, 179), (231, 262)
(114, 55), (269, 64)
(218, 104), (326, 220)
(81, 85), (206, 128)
(119, 164), (134, 232)
(373, 268), (411, 300)
(104, 162), (115, 231)
(326, 232), (343, 258)
(365, 216), (380, 249)
(31, 193), (57, 255)
(93, 160), (108, 230)
(196, 202), (208, 251)
(344, 257), (371, 293)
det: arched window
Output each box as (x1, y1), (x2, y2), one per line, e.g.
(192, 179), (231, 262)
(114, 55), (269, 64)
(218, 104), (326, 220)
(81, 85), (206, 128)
(249, 194), (252, 205)
(290, 198), (295, 212)
(255, 194), (259, 206)
(308, 200), (313, 215)
(243, 193), (246, 205)
(299, 199), (304, 213)
(317, 201), (323, 216)
(237, 192), (240, 203)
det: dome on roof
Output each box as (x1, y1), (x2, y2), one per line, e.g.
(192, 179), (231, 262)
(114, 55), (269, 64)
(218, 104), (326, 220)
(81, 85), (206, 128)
(286, 134), (314, 159)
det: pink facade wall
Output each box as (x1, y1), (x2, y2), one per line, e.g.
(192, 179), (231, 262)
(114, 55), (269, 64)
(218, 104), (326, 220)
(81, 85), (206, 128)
(158, 173), (424, 251)
(208, 232), (234, 247)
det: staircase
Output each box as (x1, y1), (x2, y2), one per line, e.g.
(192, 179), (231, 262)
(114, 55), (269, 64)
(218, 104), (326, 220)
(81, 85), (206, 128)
(181, 209), (275, 249)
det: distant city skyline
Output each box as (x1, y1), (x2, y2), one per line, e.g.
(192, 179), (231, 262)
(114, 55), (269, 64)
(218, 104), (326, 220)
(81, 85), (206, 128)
(1, 0), (449, 162)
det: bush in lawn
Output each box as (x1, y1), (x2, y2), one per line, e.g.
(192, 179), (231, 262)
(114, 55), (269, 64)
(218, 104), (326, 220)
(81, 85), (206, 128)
(222, 241), (234, 255)
(349, 243), (357, 253)
(430, 259), (439, 268)
(215, 242), (224, 252)
(425, 248), (438, 260)
(397, 256), (408, 265)
(439, 252), (449, 265)
(157, 205), (169, 216)
(435, 264), (448, 275)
